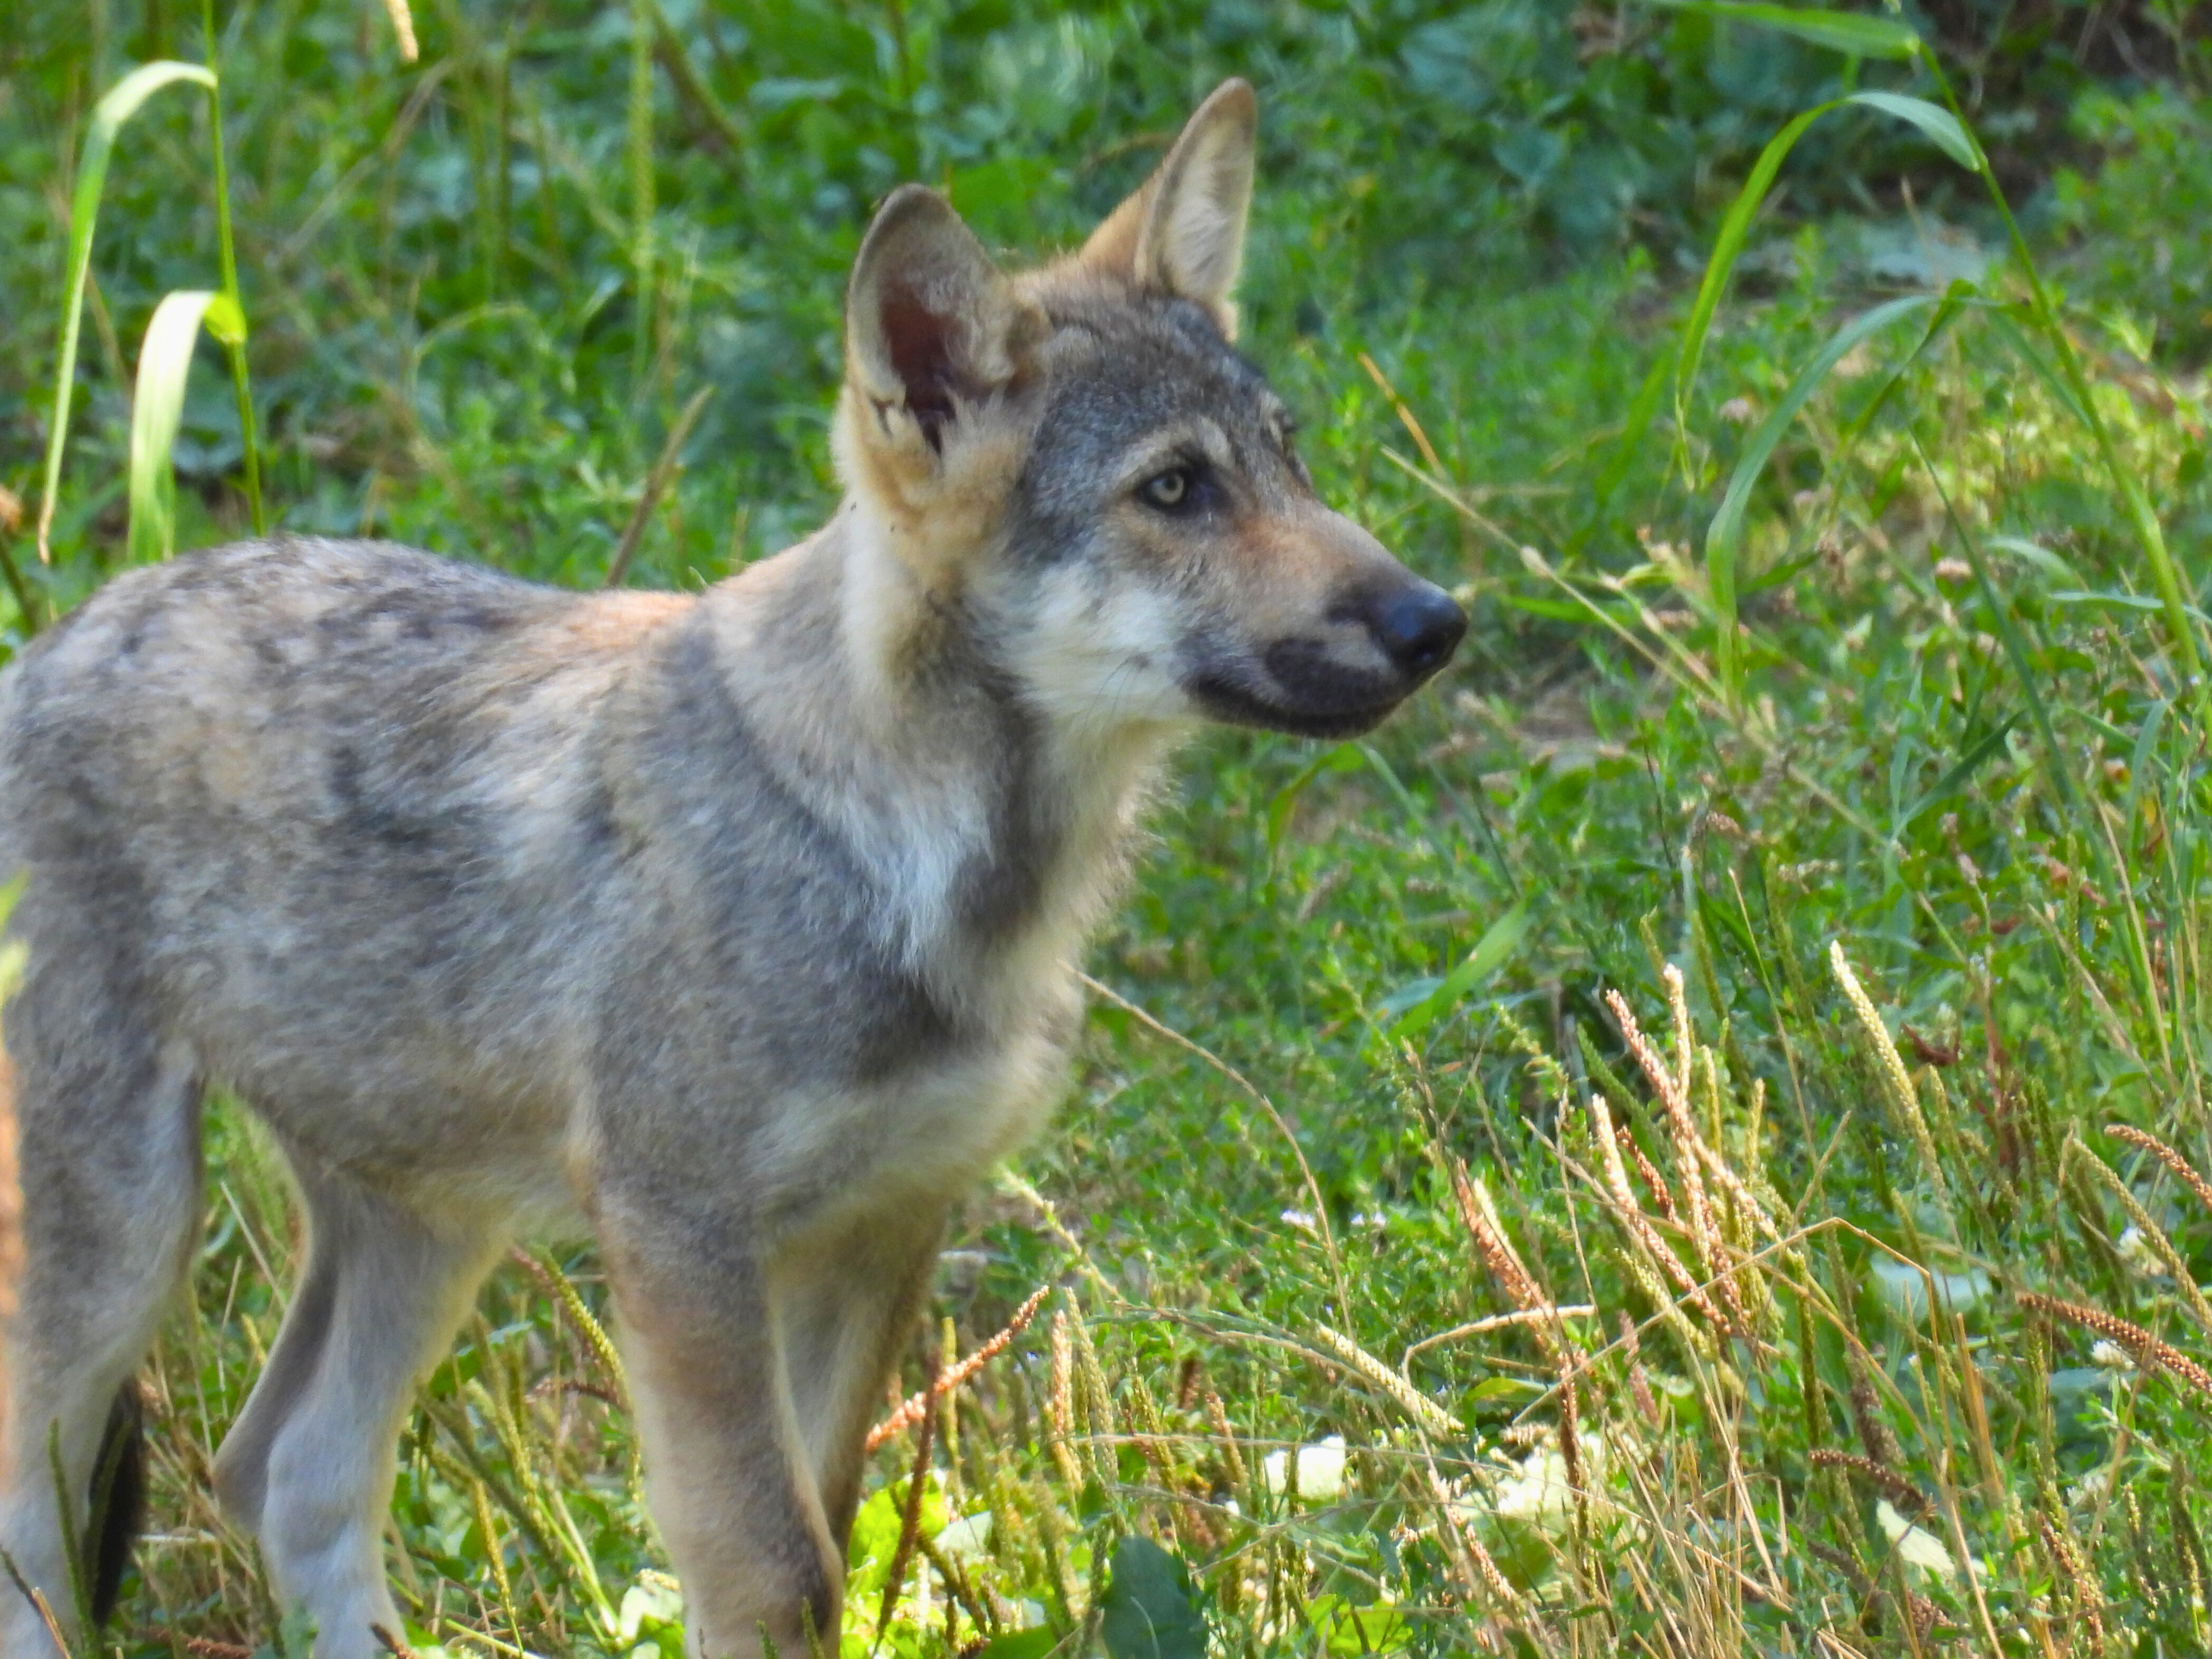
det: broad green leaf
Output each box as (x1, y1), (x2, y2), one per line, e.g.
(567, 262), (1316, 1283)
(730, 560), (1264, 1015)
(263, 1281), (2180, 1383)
(1308, 1596), (1414, 1656)
(1099, 1537), (1205, 1659)
(1984, 535), (2081, 587)
(128, 290), (223, 565)
(1705, 293), (1937, 688)
(38, 61), (216, 561)
(1469, 1375), (1544, 1400)
(1656, 1), (1922, 59)
(1845, 90), (1984, 172)
(1387, 902), (1530, 1038)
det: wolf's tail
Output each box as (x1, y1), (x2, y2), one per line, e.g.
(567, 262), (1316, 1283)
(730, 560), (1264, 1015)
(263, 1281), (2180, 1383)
(88, 1382), (148, 1626)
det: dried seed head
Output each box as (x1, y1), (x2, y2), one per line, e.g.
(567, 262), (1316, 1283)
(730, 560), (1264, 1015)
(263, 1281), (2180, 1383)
(2019, 1291), (2212, 1401)
(1811, 1447), (1930, 1517)
(2107, 1123), (2212, 1219)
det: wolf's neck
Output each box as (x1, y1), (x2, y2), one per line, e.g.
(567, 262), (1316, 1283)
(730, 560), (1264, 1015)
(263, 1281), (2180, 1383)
(705, 504), (1173, 1012)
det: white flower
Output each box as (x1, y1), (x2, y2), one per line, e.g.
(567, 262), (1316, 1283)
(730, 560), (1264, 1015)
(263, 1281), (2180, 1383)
(1279, 1208), (1318, 1233)
(2116, 1226), (2163, 1277)
(2090, 1339), (2137, 1372)
(1877, 1500), (1957, 1578)
(1262, 1435), (1346, 1501)
(617, 1570), (685, 1641)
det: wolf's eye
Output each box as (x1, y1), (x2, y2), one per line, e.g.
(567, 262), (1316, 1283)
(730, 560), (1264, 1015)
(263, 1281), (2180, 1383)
(1140, 468), (1193, 511)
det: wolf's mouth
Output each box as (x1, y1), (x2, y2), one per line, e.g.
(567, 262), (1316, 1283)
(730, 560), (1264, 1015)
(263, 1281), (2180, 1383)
(1181, 666), (1410, 739)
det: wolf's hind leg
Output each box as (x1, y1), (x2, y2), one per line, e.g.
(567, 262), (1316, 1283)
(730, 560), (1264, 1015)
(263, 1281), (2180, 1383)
(212, 1164), (500, 1659)
(0, 961), (202, 1654)
(774, 1205), (947, 1548)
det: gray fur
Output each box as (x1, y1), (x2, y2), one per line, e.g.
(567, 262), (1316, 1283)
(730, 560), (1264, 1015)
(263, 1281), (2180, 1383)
(0, 80), (1460, 1657)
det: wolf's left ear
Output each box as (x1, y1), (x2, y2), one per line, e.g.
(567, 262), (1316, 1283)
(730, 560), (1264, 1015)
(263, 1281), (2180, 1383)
(1082, 79), (1258, 335)
(847, 184), (1040, 453)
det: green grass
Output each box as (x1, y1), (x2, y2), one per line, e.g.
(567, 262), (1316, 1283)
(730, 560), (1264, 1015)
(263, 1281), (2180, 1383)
(7, 2), (2212, 1656)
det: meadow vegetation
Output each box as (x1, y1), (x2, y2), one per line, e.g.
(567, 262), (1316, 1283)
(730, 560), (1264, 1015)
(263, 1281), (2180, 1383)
(5, 1), (2212, 1655)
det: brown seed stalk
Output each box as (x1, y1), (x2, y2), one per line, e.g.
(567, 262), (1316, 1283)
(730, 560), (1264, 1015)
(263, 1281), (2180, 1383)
(2106, 1123), (2212, 1218)
(868, 1284), (1050, 1453)
(2018, 1291), (2212, 1400)
(1809, 1448), (1929, 1518)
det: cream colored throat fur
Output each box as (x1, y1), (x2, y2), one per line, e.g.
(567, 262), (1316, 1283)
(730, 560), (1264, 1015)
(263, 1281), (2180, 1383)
(708, 500), (1179, 1029)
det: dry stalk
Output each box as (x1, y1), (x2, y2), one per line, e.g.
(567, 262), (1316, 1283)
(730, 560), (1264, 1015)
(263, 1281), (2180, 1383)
(1047, 1310), (1083, 1490)
(1451, 1160), (1548, 1326)
(874, 1347), (942, 1646)
(1615, 1117), (1679, 1223)
(381, 0), (420, 61)
(2037, 1507), (2109, 1654)
(1619, 1311), (1660, 1425)
(1311, 1322), (1458, 1436)
(1845, 1367), (1905, 1472)
(867, 1285), (1049, 1453)
(1203, 1390), (1248, 1496)
(1586, 1093), (1729, 1334)
(1426, 1463), (1522, 1611)
(1607, 983), (1721, 1278)
(1830, 943), (1952, 1210)
(1606, 983), (1750, 1332)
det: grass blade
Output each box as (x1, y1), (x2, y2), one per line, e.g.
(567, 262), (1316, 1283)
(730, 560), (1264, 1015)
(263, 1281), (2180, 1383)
(1672, 101), (1833, 468)
(1845, 90), (1984, 172)
(1705, 293), (1936, 691)
(1920, 54), (2212, 724)
(35, 61), (216, 564)
(128, 291), (235, 565)
(198, 0), (266, 538)
(1650, 1), (1922, 60)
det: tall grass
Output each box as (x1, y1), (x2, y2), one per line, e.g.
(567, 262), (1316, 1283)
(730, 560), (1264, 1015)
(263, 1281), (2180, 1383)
(3, 1), (2211, 1655)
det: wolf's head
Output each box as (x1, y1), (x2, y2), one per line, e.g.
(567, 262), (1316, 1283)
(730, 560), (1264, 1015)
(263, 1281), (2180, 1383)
(834, 80), (1463, 742)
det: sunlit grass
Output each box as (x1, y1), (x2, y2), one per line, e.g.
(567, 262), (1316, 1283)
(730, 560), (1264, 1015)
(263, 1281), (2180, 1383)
(6, 2), (2212, 1656)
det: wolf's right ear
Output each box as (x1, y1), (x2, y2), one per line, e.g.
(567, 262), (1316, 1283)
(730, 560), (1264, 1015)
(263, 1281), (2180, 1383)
(847, 185), (1039, 454)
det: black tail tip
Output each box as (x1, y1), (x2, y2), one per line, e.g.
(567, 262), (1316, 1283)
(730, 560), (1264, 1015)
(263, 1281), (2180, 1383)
(88, 1382), (148, 1627)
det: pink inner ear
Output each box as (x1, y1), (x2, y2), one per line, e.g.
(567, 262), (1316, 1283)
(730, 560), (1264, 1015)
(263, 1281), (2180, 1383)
(879, 286), (961, 450)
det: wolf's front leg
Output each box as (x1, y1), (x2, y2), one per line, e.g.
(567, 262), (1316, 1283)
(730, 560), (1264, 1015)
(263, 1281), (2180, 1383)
(600, 1195), (843, 1659)
(773, 1204), (947, 1548)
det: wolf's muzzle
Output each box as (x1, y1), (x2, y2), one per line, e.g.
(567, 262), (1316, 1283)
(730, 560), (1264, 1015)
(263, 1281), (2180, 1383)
(1191, 574), (1466, 739)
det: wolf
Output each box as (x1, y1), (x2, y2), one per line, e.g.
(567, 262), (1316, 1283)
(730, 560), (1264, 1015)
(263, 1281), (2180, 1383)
(0, 79), (1462, 1656)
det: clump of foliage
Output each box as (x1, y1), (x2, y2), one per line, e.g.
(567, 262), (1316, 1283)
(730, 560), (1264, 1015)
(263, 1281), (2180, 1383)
(6, 1), (2212, 1656)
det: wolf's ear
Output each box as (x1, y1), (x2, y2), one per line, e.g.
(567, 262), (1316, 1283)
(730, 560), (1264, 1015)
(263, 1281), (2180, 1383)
(847, 185), (1037, 453)
(1081, 79), (1257, 333)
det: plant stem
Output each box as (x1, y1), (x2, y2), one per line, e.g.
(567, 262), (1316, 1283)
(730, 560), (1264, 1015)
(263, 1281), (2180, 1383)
(629, 0), (655, 396)
(204, 0), (265, 537)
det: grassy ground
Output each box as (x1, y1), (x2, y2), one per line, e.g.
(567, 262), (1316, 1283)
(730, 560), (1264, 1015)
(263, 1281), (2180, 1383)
(6, 2), (2212, 1656)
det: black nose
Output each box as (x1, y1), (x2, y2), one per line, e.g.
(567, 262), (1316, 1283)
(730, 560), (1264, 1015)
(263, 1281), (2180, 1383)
(1368, 582), (1466, 678)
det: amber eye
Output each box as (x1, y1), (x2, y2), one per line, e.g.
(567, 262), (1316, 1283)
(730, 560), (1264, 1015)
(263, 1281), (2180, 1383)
(1140, 468), (1192, 510)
